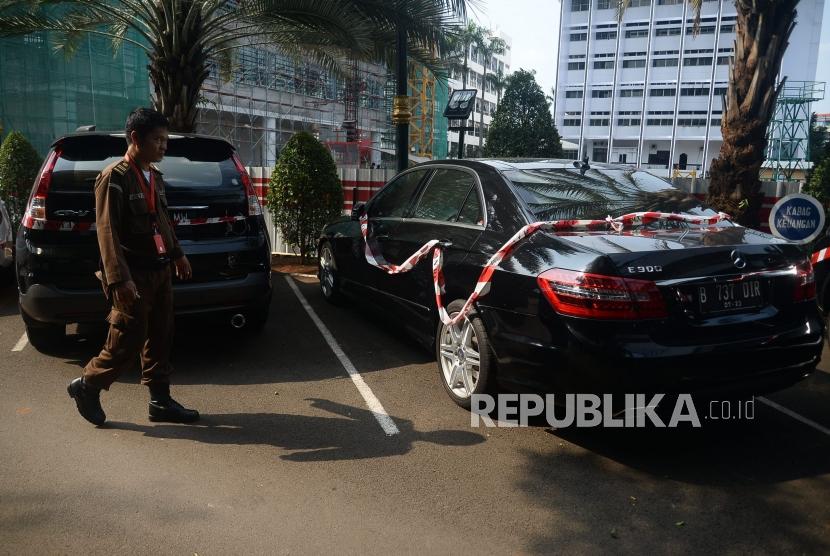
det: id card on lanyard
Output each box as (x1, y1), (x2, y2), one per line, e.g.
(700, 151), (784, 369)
(126, 156), (167, 256)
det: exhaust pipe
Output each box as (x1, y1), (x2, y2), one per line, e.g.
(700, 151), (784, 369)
(230, 313), (246, 329)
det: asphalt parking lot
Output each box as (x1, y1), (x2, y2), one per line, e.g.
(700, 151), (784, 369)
(1, 272), (829, 554)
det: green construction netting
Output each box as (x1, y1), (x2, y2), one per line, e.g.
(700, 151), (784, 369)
(0, 32), (150, 156)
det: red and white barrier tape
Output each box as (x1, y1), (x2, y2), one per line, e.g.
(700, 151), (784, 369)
(22, 213), (248, 231)
(361, 211), (732, 327)
(812, 248), (830, 264)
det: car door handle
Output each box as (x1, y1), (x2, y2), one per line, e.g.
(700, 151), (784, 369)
(438, 239), (453, 248)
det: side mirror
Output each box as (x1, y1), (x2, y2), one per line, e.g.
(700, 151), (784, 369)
(351, 202), (366, 221)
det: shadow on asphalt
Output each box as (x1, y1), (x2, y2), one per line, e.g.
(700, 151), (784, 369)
(106, 398), (485, 462)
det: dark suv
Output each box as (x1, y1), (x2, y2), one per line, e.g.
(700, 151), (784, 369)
(15, 131), (272, 350)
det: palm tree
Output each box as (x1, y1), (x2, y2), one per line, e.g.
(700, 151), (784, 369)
(615, 0), (800, 226)
(545, 86), (555, 105)
(477, 30), (506, 153)
(486, 66), (509, 108)
(0, 0), (469, 132)
(448, 21), (485, 89)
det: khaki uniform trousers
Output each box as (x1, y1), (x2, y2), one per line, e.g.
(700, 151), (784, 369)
(83, 266), (174, 390)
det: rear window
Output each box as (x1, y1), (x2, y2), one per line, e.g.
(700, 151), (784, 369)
(51, 135), (241, 192)
(503, 167), (718, 222)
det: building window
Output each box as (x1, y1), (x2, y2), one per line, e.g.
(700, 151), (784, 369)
(652, 58), (678, 68)
(684, 57), (713, 66)
(618, 153), (628, 163)
(590, 118), (611, 126)
(594, 60), (615, 69)
(626, 29), (650, 39)
(721, 24), (736, 33)
(591, 89), (612, 98)
(629, 0), (650, 6)
(657, 0), (683, 4)
(714, 86), (727, 95)
(568, 61), (586, 71)
(563, 119), (581, 127)
(711, 118), (722, 126)
(597, 0), (614, 9)
(677, 118), (707, 126)
(717, 55), (731, 65)
(565, 90), (584, 98)
(596, 31), (618, 40)
(617, 118), (642, 126)
(620, 89), (644, 97)
(681, 87), (710, 96)
(655, 27), (681, 36)
(647, 118), (674, 126)
(649, 88), (676, 97)
(571, 0), (589, 12)
(687, 25), (716, 35)
(570, 32), (587, 41)
(623, 59), (647, 68)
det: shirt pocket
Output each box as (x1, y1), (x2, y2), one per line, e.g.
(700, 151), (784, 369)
(127, 196), (153, 235)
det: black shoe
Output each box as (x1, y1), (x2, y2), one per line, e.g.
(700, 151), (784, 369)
(67, 377), (106, 426)
(149, 396), (200, 423)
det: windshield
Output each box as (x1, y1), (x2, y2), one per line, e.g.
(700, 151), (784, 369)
(503, 167), (719, 224)
(51, 136), (242, 191)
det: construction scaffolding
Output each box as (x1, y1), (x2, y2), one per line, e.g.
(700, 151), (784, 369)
(0, 33), (150, 155)
(196, 47), (394, 168)
(765, 81), (826, 181)
(408, 63), (449, 160)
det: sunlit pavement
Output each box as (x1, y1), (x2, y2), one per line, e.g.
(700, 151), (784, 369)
(1, 274), (828, 554)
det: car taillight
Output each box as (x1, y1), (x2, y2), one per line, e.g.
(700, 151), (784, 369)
(793, 260), (816, 302)
(232, 154), (262, 216)
(26, 147), (61, 224)
(537, 268), (668, 319)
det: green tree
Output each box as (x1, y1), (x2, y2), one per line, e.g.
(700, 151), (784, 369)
(266, 132), (343, 264)
(0, 0), (469, 132)
(447, 22), (486, 89)
(484, 69), (562, 158)
(0, 130), (41, 236)
(804, 138), (830, 207)
(809, 113), (828, 164)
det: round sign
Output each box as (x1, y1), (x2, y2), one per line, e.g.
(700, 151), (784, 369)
(768, 193), (826, 244)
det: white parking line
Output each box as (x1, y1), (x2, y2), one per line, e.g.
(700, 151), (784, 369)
(758, 396), (830, 437)
(285, 276), (400, 436)
(11, 333), (27, 352)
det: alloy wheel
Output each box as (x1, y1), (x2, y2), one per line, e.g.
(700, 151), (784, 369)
(439, 314), (482, 399)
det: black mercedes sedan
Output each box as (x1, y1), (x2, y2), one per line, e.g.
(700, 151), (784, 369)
(318, 159), (823, 408)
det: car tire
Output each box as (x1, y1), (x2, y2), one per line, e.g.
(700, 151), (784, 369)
(435, 300), (496, 409)
(318, 241), (343, 304)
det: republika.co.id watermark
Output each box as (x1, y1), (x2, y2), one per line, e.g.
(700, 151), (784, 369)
(470, 393), (756, 428)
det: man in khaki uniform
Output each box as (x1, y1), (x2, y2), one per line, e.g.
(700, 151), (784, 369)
(68, 108), (199, 426)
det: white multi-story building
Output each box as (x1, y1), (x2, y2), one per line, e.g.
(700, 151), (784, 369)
(448, 30), (513, 158)
(553, 0), (825, 177)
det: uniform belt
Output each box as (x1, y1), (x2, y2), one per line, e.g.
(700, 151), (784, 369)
(125, 254), (171, 270)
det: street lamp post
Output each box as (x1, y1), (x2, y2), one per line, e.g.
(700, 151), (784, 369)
(392, 25), (411, 172)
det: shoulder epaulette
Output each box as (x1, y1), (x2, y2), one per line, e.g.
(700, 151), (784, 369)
(150, 164), (164, 176)
(112, 160), (130, 176)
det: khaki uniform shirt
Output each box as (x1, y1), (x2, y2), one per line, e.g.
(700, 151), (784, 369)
(95, 158), (184, 288)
